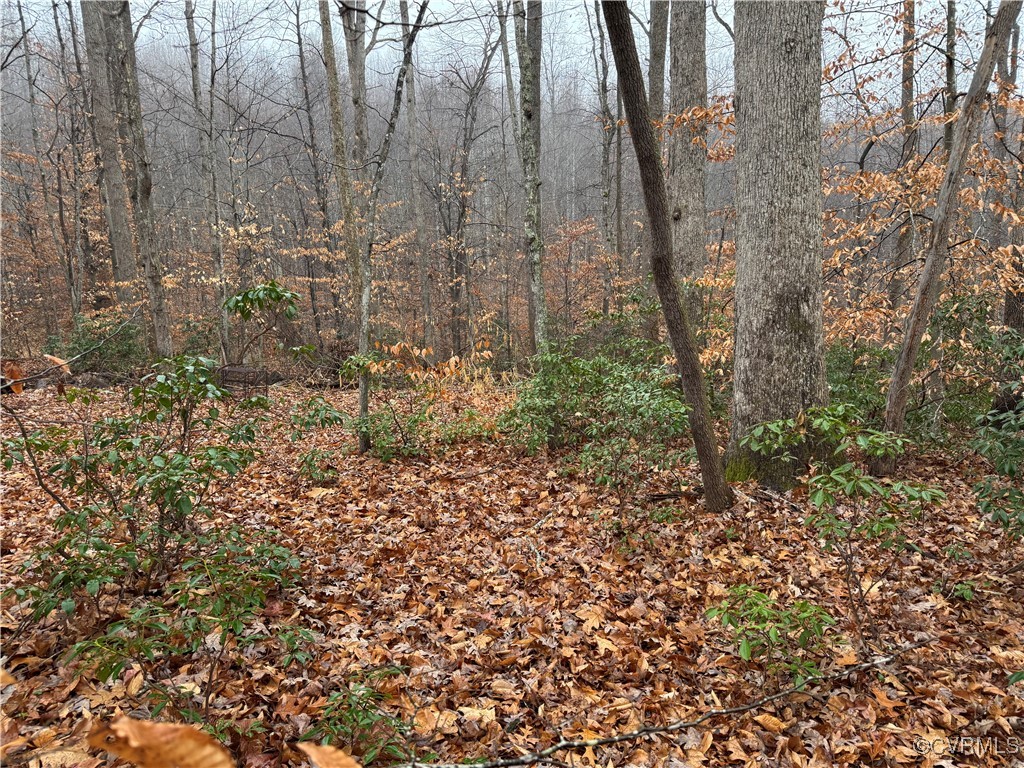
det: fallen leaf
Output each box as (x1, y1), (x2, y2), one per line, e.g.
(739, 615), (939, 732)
(296, 742), (363, 768)
(87, 717), (235, 768)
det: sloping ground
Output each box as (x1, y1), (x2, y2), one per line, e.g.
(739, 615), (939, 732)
(2, 385), (1022, 767)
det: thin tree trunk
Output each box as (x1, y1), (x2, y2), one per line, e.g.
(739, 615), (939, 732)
(19, 0), (78, 316)
(107, 1), (172, 356)
(945, 0), (957, 155)
(295, 0), (344, 342)
(875, 0), (1022, 475)
(726, 0), (828, 490)
(668, 0), (708, 322)
(997, 22), (1022, 335)
(401, 0), (433, 355)
(889, 0), (918, 333)
(185, 0), (230, 364)
(602, 0), (733, 514)
(318, 0), (361, 355)
(588, 0), (616, 316)
(513, 0), (547, 355)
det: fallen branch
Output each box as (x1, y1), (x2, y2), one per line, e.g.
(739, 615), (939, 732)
(397, 636), (939, 768)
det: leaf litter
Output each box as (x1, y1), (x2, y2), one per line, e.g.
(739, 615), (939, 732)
(1, 384), (1022, 767)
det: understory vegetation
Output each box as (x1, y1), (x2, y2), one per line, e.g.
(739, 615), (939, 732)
(3, 298), (1022, 765)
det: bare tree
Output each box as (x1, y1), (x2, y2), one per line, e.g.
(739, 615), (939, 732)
(185, 0), (229, 363)
(81, 1), (172, 357)
(875, 0), (1023, 475)
(602, 0), (733, 514)
(401, 0), (433, 353)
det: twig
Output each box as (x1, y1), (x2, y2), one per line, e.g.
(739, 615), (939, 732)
(396, 636), (939, 768)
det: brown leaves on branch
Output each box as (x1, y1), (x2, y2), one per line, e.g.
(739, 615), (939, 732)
(87, 717), (362, 768)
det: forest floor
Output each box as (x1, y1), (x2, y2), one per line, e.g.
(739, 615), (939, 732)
(1, 383), (1023, 767)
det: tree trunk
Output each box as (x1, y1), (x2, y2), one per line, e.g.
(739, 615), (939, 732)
(668, 0), (708, 321)
(602, 0), (733, 514)
(874, 0), (1022, 475)
(19, 0), (79, 316)
(400, 0), (433, 355)
(295, 0), (344, 343)
(726, 0), (828, 490)
(588, 0), (616, 316)
(84, 1), (172, 356)
(996, 22), (1022, 335)
(945, 0), (957, 156)
(318, 0), (362, 410)
(514, 0), (547, 354)
(185, 0), (230, 364)
(889, 0), (918, 333)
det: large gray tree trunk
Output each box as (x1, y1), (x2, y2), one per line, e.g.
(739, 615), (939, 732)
(668, 0), (708, 321)
(875, 0), (1022, 475)
(602, 0), (733, 514)
(726, 1), (828, 490)
(84, 1), (172, 357)
(79, 1), (136, 309)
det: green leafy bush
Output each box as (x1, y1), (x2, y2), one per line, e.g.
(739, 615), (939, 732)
(707, 586), (836, 686)
(741, 404), (946, 644)
(501, 339), (689, 488)
(303, 666), (413, 765)
(2, 356), (272, 621)
(45, 311), (149, 376)
(972, 399), (1024, 537)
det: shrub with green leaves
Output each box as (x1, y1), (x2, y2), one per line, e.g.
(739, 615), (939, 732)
(707, 586), (836, 686)
(501, 339), (689, 488)
(303, 666), (414, 765)
(741, 404), (946, 643)
(2, 356), (269, 618)
(972, 398), (1023, 537)
(45, 311), (149, 376)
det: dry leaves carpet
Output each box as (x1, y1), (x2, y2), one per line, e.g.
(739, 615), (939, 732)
(1, 384), (1022, 767)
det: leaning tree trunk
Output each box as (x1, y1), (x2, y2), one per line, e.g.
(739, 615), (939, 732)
(668, 0), (709, 322)
(602, 0), (733, 514)
(726, 0), (828, 490)
(874, 0), (1023, 476)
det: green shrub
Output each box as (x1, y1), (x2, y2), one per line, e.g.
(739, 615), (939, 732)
(825, 343), (892, 424)
(303, 666), (413, 765)
(45, 311), (149, 376)
(707, 586), (836, 686)
(972, 399), (1024, 537)
(2, 356), (269, 618)
(501, 339), (689, 489)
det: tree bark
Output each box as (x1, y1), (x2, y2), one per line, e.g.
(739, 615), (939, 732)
(874, 0), (1022, 475)
(668, 0), (708, 321)
(294, 0), (344, 342)
(80, 0), (137, 308)
(318, 0), (362, 406)
(400, 0), (433, 355)
(84, 1), (172, 357)
(602, 0), (733, 514)
(889, 0), (918, 331)
(185, 0), (230, 364)
(726, 0), (828, 490)
(513, 0), (547, 355)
